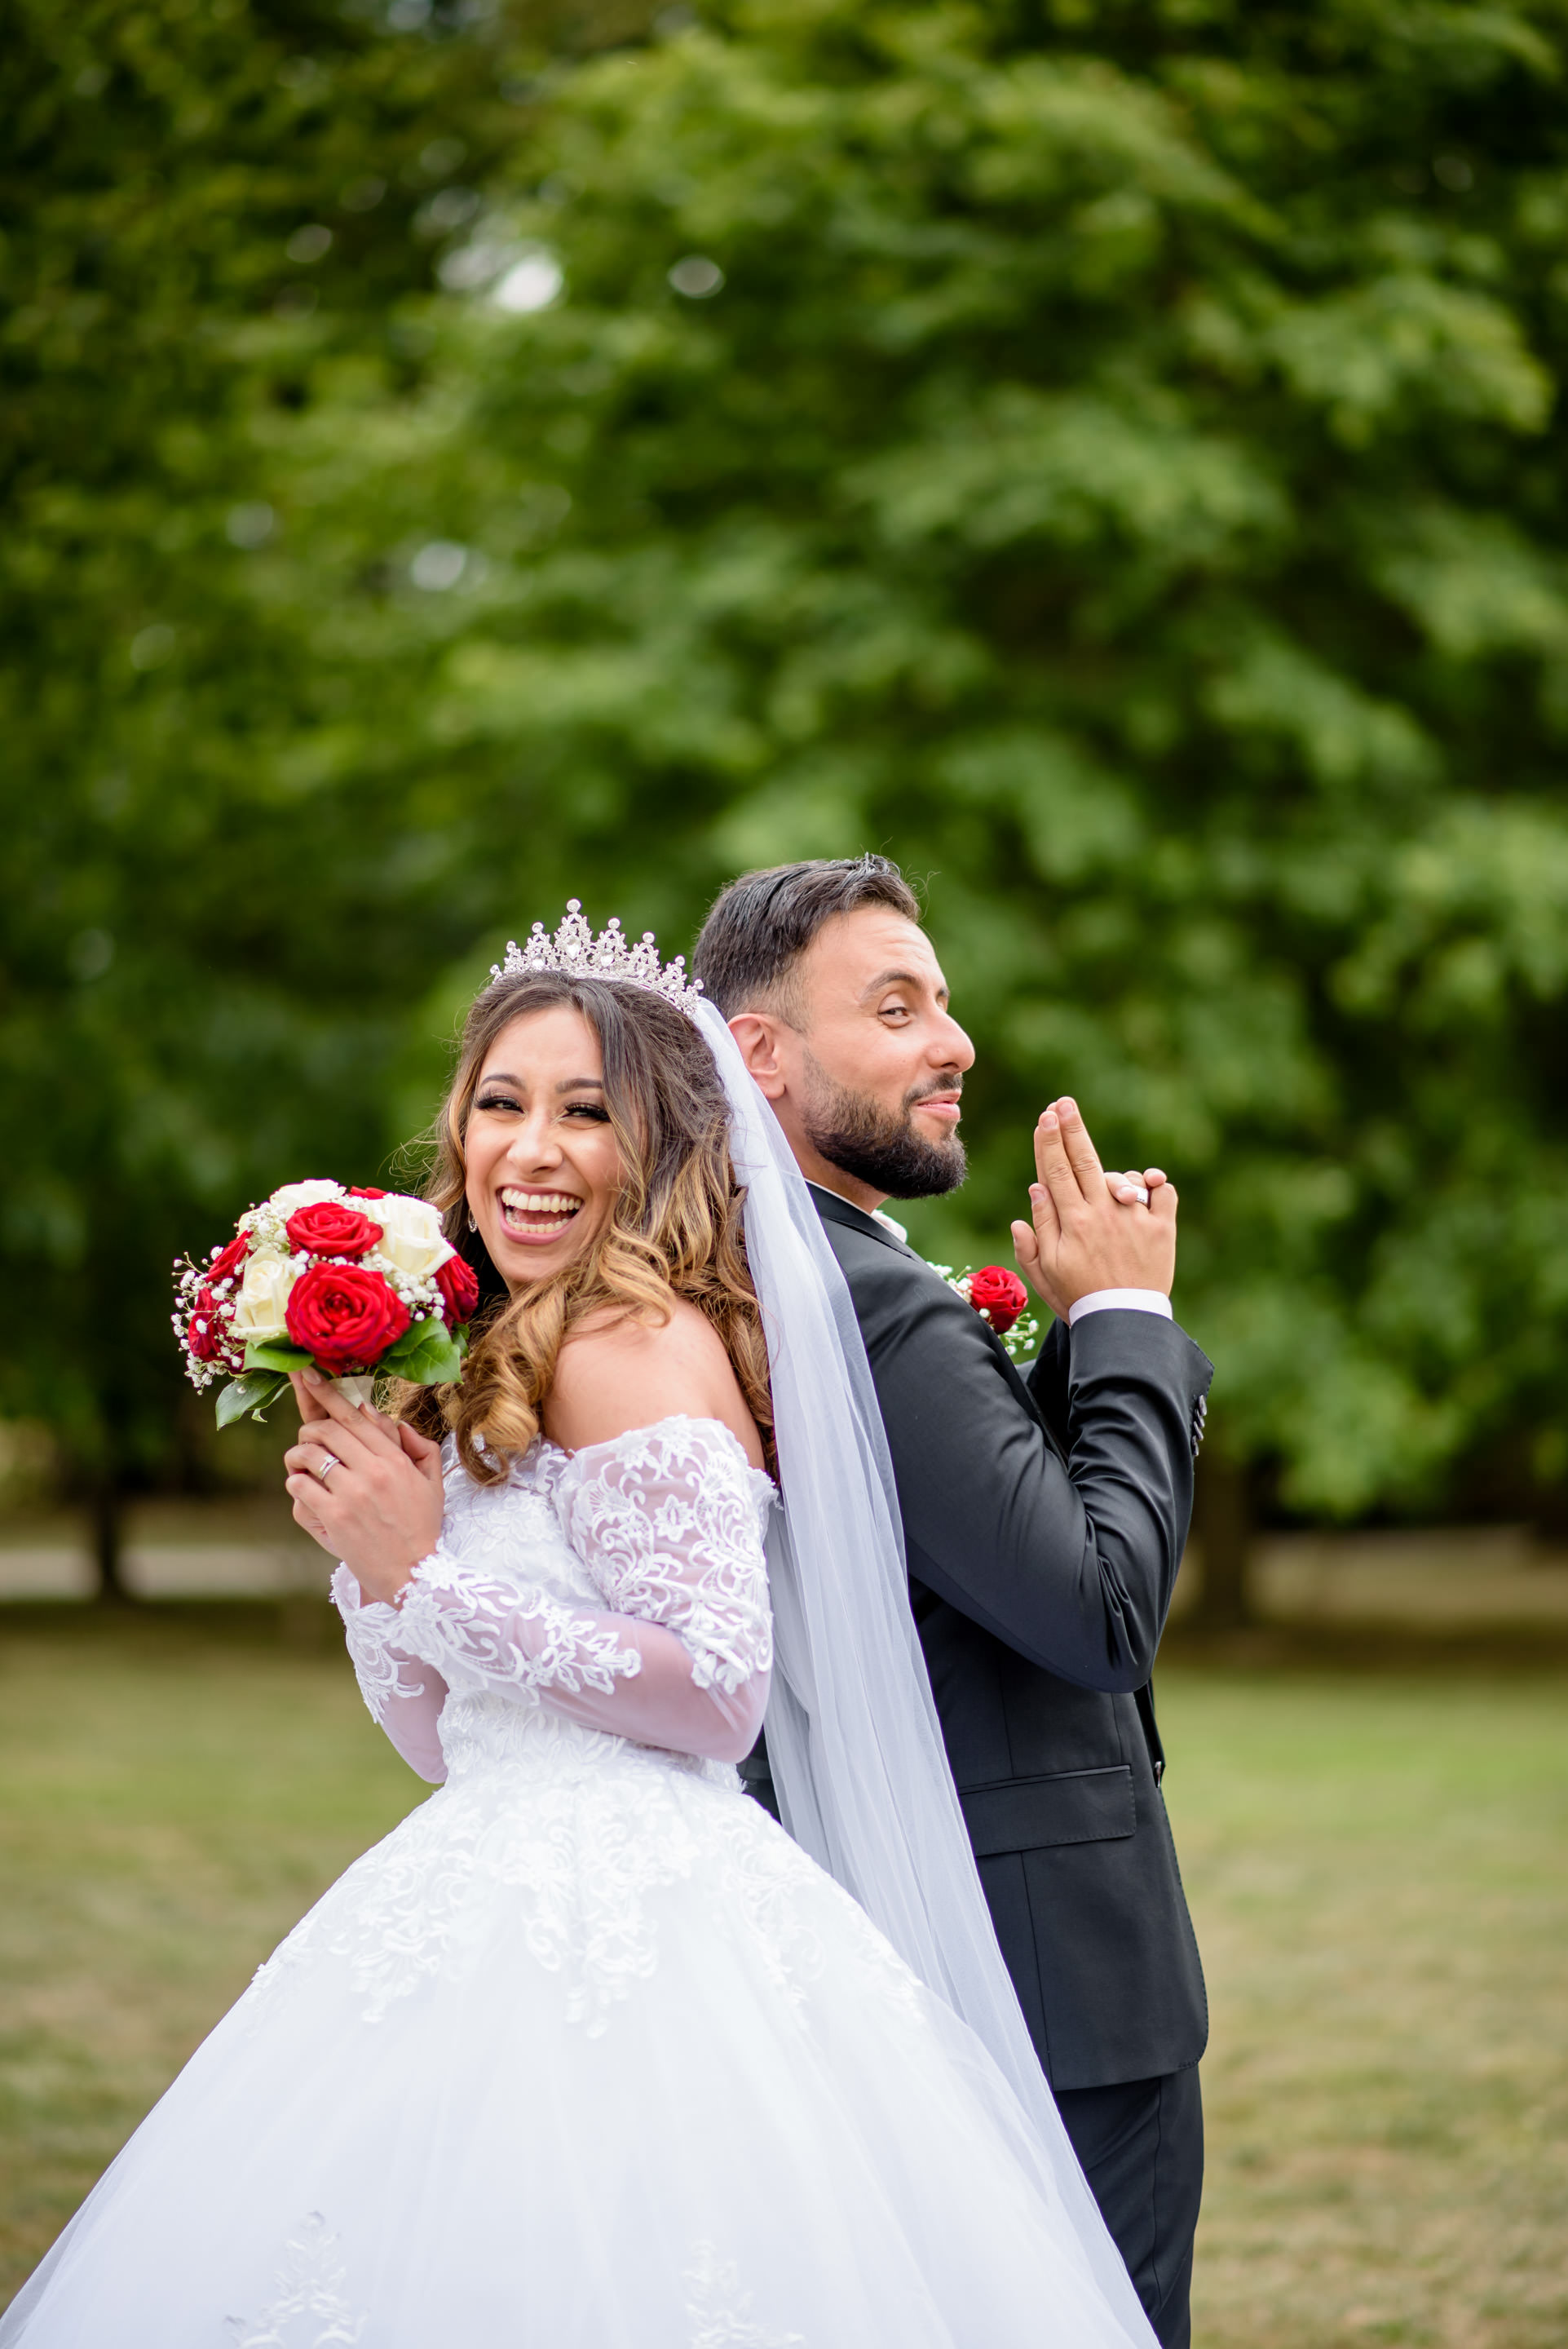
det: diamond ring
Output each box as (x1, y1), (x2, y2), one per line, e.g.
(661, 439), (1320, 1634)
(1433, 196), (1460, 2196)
(315, 1452), (341, 1484)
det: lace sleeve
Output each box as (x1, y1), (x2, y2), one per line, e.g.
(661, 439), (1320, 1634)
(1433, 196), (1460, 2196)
(391, 1546), (647, 1702)
(386, 1419), (775, 1766)
(329, 1564), (449, 1785)
(553, 1417), (774, 1696)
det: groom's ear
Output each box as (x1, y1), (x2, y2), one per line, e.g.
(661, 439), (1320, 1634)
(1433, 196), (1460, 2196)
(727, 1011), (789, 1101)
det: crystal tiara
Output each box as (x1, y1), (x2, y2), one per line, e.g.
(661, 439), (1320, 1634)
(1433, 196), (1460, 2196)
(489, 900), (704, 1013)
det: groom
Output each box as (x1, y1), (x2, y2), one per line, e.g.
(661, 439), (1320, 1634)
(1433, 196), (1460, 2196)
(693, 856), (1212, 2349)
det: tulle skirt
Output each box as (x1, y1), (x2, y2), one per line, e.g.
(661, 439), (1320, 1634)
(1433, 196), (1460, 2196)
(0, 1713), (1136, 2346)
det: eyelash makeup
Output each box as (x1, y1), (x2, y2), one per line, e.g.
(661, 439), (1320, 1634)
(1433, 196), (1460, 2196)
(474, 1095), (609, 1121)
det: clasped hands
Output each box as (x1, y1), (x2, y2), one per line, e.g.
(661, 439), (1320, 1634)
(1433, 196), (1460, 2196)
(1010, 1097), (1177, 1323)
(284, 1372), (445, 1603)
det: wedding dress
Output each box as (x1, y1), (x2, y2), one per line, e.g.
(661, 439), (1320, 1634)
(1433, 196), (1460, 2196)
(0, 1414), (1143, 2347)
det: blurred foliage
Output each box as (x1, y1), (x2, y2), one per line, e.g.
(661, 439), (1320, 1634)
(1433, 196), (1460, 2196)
(7, 0), (1568, 1574)
(2, 0), (646, 1565)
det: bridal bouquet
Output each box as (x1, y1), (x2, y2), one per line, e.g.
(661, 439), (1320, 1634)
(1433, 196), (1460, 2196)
(934, 1263), (1040, 1363)
(174, 1179), (480, 1427)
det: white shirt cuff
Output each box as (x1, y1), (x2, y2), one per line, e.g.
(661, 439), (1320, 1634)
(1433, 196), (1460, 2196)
(1067, 1289), (1173, 1327)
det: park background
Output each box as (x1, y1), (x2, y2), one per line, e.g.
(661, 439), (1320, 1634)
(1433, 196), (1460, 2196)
(4, 0), (1566, 2339)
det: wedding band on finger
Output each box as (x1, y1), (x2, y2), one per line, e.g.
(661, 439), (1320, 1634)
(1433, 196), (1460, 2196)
(1125, 1184), (1150, 1207)
(314, 1452), (341, 1484)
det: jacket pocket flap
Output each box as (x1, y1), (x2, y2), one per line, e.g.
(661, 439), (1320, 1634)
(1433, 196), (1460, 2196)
(961, 1765), (1136, 1855)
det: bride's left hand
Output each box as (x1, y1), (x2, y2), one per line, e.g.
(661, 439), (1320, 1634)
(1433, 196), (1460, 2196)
(284, 1373), (445, 1600)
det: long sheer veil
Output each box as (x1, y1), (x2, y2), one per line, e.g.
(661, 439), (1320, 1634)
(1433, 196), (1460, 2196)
(695, 1000), (1159, 2348)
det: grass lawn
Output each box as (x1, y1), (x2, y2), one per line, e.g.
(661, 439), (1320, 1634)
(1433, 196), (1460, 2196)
(0, 1605), (419, 2307)
(1, 1608), (1564, 2345)
(1158, 1659), (1568, 2349)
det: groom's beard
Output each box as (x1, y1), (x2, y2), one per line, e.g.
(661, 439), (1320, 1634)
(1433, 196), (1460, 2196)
(802, 1055), (968, 1201)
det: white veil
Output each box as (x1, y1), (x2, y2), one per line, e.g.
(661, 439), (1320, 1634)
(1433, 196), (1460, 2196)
(695, 999), (1159, 2348)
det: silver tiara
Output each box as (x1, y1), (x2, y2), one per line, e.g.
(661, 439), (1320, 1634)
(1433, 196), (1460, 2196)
(490, 900), (704, 1013)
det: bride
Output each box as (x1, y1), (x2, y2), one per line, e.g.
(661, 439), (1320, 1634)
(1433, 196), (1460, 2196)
(1, 914), (1159, 2348)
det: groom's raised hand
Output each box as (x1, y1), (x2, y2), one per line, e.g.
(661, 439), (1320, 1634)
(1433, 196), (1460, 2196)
(1009, 1098), (1177, 1320)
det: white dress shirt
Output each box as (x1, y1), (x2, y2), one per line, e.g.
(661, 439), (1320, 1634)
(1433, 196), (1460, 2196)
(1066, 1289), (1173, 1326)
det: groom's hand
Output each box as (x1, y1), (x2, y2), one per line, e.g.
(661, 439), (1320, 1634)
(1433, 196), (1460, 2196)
(1009, 1098), (1177, 1319)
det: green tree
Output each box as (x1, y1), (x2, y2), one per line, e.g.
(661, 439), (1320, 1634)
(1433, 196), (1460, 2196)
(308, 0), (1568, 1614)
(12, 0), (1568, 1617)
(0, 0), (631, 1590)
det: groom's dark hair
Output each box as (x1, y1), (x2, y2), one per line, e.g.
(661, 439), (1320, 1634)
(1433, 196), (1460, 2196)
(693, 856), (922, 1024)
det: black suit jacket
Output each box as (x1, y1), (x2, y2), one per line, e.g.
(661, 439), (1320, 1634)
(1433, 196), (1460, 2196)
(744, 1188), (1213, 2091)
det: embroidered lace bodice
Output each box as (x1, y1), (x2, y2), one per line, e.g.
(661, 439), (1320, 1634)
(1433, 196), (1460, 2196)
(330, 1415), (776, 1781)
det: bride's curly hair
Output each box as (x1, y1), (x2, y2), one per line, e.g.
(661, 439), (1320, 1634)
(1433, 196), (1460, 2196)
(397, 969), (773, 1485)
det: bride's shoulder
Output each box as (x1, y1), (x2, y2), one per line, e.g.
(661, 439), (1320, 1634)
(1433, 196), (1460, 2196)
(545, 1299), (764, 1469)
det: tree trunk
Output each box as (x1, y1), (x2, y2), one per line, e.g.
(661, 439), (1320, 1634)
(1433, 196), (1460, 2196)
(91, 1480), (135, 1604)
(1193, 1451), (1253, 1628)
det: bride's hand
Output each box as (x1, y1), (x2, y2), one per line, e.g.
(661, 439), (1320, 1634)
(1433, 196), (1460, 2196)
(284, 1373), (445, 1599)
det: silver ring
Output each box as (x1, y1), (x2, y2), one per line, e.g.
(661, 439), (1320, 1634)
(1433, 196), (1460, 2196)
(315, 1451), (341, 1484)
(1128, 1183), (1150, 1207)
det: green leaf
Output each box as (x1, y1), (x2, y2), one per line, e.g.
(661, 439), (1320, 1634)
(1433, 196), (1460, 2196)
(243, 1339), (312, 1373)
(215, 1371), (290, 1428)
(380, 1317), (466, 1386)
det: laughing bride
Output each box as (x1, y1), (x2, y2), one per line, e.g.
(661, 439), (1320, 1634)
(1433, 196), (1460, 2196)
(1, 912), (1159, 2348)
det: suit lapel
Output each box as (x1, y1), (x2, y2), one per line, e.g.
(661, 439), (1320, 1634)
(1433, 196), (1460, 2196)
(807, 1183), (925, 1263)
(807, 1184), (1064, 1462)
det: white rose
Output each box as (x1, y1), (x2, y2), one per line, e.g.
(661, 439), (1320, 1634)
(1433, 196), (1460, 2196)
(229, 1254), (303, 1344)
(370, 1193), (453, 1281)
(266, 1178), (343, 1219)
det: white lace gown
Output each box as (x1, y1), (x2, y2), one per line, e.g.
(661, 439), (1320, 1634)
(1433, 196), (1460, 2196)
(0, 1418), (1138, 2349)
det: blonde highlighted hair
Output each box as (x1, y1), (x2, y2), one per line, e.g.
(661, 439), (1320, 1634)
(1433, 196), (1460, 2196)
(400, 970), (772, 1484)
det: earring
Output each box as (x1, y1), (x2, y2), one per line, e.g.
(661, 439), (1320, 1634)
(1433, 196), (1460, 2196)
(466, 1211), (478, 1233)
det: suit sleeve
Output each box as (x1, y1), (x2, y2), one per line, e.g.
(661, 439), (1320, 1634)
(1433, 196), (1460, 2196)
(1025, 1313), (1071, 1443)
(853, 1254), (1212, 1692)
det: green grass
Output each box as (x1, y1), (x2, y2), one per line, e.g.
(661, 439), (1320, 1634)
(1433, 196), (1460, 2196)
(1159, 1667), (1568, 2349)
(1, 1611), (1564, 2345)
(0, 1605), (420, 2298)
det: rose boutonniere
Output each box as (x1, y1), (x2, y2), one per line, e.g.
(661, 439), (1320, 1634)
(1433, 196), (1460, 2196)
(929, 1260), (1040, 1361)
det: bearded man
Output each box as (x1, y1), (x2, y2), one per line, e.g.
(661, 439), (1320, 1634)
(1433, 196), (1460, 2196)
(692, 856), (1212, 2349)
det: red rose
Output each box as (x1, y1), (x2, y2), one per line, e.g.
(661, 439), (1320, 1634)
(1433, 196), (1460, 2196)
(435, 1251), (479, 1325)
(285, 1262), (410, 1372)
(348, 1186), (388, 1199)
(285, 1201), (385, 1259)
(186, 1285), (232, 1363)
(208, 1231), (249, 1285)
(968, 1264), (1028, 1335)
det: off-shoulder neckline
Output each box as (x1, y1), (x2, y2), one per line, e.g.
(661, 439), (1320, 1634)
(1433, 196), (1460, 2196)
(545, 1413), (774, 1489)
(446, 1413), (774, 1495)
